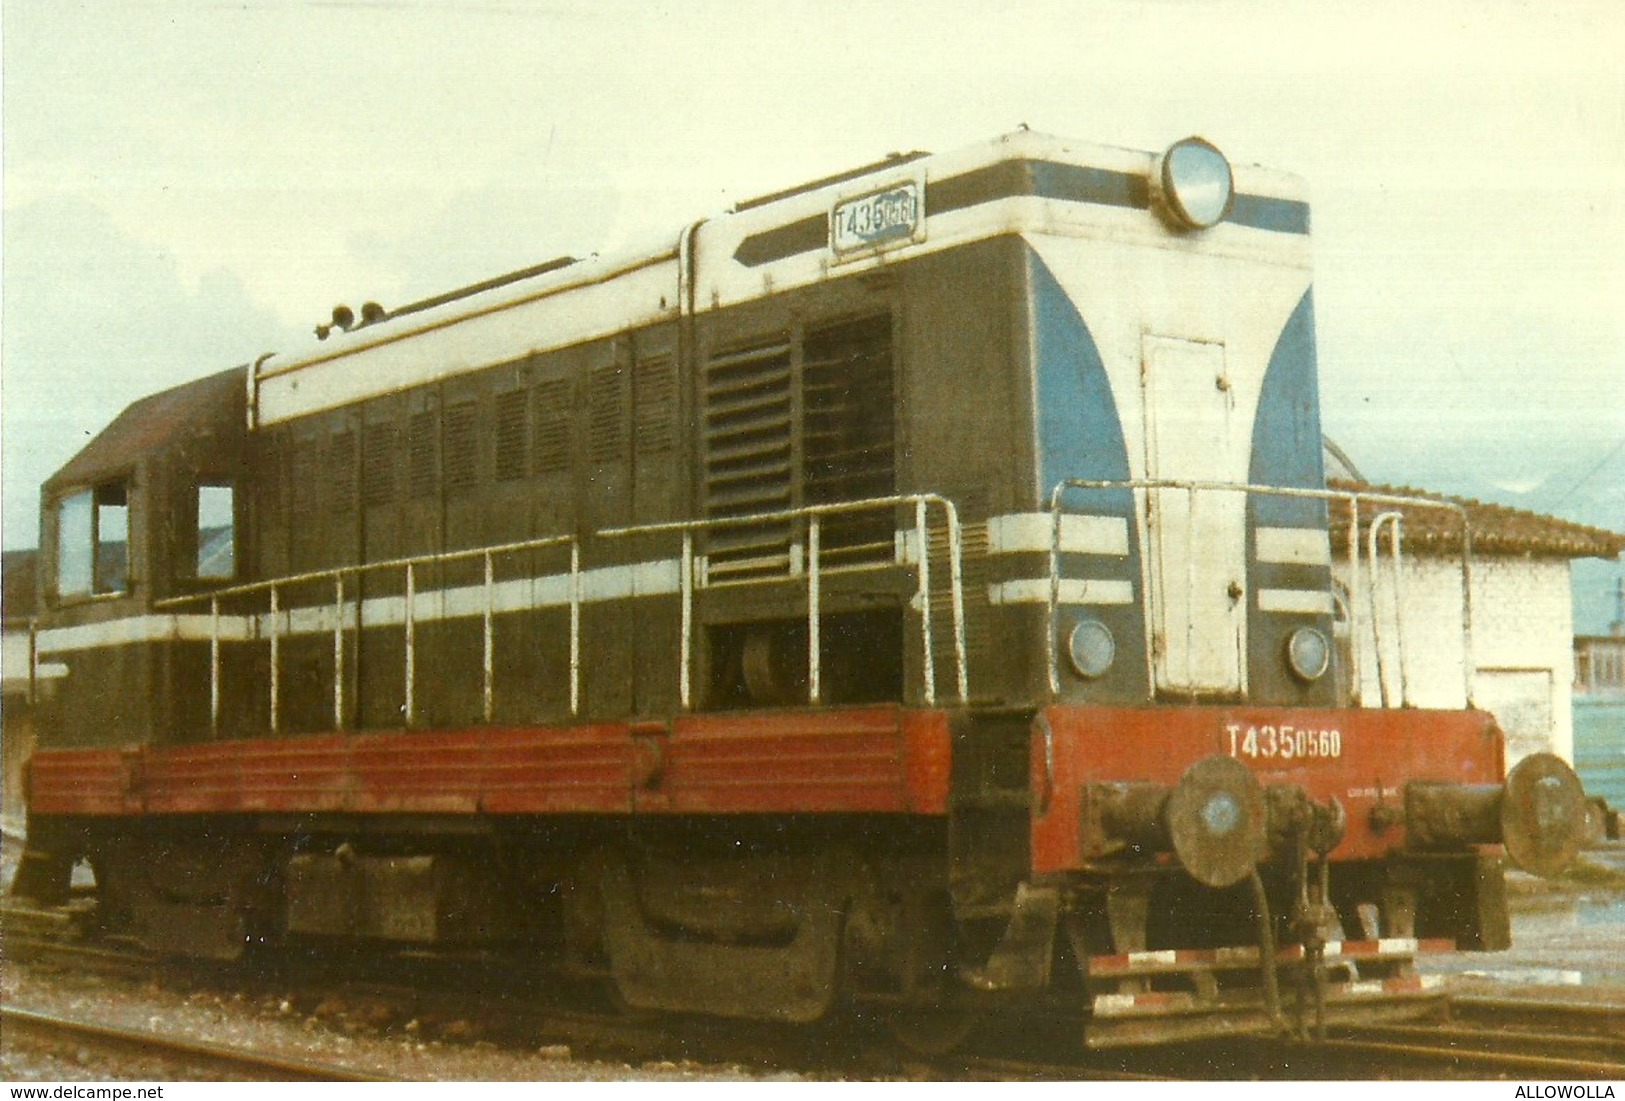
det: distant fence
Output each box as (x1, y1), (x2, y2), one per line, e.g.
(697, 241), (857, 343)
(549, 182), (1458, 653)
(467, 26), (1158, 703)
(1575, 697), (1625, 812)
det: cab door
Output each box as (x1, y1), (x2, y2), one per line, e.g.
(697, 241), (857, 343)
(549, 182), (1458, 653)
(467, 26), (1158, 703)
(1140, 335), (1246, 696)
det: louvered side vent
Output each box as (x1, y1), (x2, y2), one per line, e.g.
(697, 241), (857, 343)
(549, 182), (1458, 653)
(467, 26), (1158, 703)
(703, 341), (794, 583)
(292, 438), (319, 515)
(533, 378), (573, 475)
(494, 389), (529, 482)
(634, 356), (676, 456)
(803, 315), (895, 567)
(588, 364), (628, 465)
(259, 436), (287, 575)
(290, 438), (322, 568)
(259, 436), (286, 518)
(362, 421), (399, 507)
(407, 410), (438, 500)
(328, 430), (357, 516)
(444, 401), (479, 497)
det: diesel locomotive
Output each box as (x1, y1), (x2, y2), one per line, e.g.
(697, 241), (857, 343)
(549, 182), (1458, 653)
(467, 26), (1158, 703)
(11, 131), (1590, 1049)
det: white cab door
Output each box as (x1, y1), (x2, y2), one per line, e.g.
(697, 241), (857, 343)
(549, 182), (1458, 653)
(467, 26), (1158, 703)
(1141, 335), (1247, 696)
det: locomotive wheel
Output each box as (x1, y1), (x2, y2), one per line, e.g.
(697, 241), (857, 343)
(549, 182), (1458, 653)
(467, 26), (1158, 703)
(886, 1004), (980, 1057)
(741, 625), (808, 706)
(849, 887), (983, 1055)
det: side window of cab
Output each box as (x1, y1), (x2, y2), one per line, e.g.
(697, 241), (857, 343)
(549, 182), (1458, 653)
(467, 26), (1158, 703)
(194, 482), (236, 581)
(54, 480), (131, 600)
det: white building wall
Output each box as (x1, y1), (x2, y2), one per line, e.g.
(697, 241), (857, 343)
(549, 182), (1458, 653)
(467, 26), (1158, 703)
(1333, 554), (1575, 770)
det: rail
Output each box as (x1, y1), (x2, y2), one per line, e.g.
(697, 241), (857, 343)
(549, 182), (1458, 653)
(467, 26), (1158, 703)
(1, 1005), (396, 1082)
(1045, 479), (1474, 706)
(155, 493), (967, 734)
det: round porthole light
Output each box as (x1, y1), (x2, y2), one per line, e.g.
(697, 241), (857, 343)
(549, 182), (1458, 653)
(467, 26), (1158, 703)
(1068, 620), (1116, 679)
(1155, 137), (1234, 230)
(1286, 626), (1331, 683)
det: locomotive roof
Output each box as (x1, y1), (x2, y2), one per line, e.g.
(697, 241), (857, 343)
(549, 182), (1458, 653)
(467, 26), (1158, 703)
(46, 365), (246, 492)
(247, 129), (1310, 428)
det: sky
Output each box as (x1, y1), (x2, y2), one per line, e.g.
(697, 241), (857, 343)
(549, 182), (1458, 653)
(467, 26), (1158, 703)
(2, 0), (1622, 628)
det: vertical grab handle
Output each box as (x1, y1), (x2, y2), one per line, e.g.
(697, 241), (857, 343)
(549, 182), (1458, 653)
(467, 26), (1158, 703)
(680, 531), (693, 710)
(333, 575), (346, 731)
(269, 584), (281, 735)
(569, 541), (581, 717)
(1366, 512), (1405, 709)
(209, 597), (221, 737)
(482, 552), (494, 724)
(1346, 498), (1362, 706)
(404, 563), (416, 727)
(807, 516), (821, 704)
(916, 497), (935, 707)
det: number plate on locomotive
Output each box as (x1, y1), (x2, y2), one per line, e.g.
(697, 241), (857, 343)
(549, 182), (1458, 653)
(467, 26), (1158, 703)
(1226, 723), (1342, 761)
(831, 181), (922, 256)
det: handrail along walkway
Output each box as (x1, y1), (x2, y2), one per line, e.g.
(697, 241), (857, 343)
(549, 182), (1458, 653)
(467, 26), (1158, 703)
(155, 493), (968, 735)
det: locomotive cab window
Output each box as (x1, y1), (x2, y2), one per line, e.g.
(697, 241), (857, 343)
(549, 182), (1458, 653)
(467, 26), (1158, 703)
(195, 482), (236, 580)
(55, 480), (130, 599)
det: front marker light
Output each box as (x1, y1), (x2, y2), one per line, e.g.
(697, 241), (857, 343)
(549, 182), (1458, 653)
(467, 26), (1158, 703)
(1286, 626), (1331, 683)
(1068, 619), (1116, 679)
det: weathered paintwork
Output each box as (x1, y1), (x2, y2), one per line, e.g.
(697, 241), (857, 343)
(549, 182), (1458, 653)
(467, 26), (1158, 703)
(1031, 703), (1503, 872)
(27, 705), (952, 819)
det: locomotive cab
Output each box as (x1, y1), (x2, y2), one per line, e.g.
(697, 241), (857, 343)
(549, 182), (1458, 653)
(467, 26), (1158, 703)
(31, 366), (247, 751)
(13, 366), (248, 905)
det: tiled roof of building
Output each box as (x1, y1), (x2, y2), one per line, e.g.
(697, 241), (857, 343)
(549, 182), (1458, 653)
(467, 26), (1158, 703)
(1327, 478), (1624, 560)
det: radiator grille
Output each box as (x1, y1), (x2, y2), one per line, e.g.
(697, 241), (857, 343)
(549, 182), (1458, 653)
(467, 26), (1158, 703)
(444, 401), (479, 497)
(634, 356), (677, 456)
(327, 429), (356, 516)
(533, 378), (573, 475)
(703, 341), (794, 582)
(362, 421), (398, 506)
(407, 410), (438, 500)
(588, 364), (628, 465)
(803, 315), (894, 568)
(494, 389), (529, 482)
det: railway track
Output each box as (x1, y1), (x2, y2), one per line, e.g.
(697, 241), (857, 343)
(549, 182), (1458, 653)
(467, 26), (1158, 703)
(1452, 992), (1625, 1033)
(1311, 1026), (1625, 1080)
(0, 1006), (398, 1082)
(4, 934), (156, 979)
(7, 901), (1622, 1080)
(1319, 995), (1625, 1080)
(1306, 1032), (1625, 1084)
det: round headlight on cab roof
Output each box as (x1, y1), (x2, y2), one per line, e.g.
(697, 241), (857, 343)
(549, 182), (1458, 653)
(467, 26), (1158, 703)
(1286, 626), (1331, 683)
(1154, 137), (1234, 231)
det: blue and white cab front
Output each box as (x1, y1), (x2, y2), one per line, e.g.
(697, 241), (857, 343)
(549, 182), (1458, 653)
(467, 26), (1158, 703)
(1023, 135), (1333, 706)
